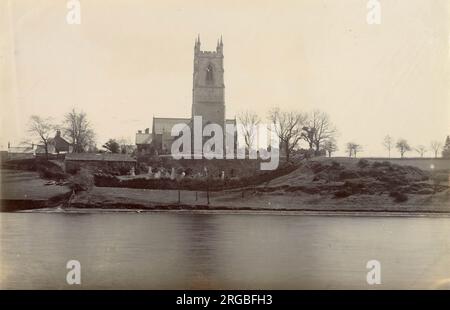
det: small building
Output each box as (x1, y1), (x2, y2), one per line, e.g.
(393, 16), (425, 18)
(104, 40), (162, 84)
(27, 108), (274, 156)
(51, 130), (72, 153)
(136, 118), (191, 156)
(136, 128), (153, 155)
(35, 130), (72, 156)
(65, 153), (137, 174)
(152, 117), (191, 154)
(6, 146), (35, 160)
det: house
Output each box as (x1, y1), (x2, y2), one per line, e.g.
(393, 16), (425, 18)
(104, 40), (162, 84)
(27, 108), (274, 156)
(65, 153), (137, 174)
(35, 130), (72, 155)
(51, 130), (72, 153)
(5, 131), (72, 160)
(136, 128), (153, 155)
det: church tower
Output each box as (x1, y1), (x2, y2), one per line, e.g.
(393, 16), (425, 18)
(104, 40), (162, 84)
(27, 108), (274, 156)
(191, 35), (225, 129)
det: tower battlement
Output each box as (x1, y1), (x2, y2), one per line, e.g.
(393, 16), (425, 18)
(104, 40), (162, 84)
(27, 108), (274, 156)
(194, 35), (223, 57)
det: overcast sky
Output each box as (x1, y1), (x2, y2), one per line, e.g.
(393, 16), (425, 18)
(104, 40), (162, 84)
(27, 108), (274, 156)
(1, 0), (449, 156)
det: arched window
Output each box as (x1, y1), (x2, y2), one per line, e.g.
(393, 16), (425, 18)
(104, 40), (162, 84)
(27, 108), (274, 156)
(206, 64), (214, 83)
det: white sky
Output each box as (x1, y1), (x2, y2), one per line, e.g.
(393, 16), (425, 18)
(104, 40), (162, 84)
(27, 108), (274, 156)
(1, 0), (449, 157)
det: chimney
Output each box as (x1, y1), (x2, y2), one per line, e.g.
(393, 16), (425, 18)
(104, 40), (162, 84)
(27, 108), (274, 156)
(8, 141), (10, 149)
(138, 130), (142, 134)
(56, 130), (61, 137)
(145, 128), (149, 134)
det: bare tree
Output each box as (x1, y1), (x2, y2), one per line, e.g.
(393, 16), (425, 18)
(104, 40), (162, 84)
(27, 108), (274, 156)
(442, 136), (450, 158)
(346, 143), (354, 157)
(237, 110), (261, 153)
(346, 142), (362, 158)
(63, 108), (95, 153)
(28, 115), (54, 160)
(415, 145), (427, 157)
(430, 141), (442, 158)
(383, 135), (393, 158)
(353, 144), (363, 157)
(322, 139), (338, 158)
(301, 110), (337, 153)
(396, 139), (411, 158)
(117, 137), (136, 154)
(268, 107), (307, 161)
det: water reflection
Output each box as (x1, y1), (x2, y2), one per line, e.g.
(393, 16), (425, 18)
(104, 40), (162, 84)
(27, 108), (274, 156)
(178, 215), (221, 288)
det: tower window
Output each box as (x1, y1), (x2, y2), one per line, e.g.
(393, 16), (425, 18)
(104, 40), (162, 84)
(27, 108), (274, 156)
(206, 64), (214, 83)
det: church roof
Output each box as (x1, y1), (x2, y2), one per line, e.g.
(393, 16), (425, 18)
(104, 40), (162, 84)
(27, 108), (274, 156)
(152, 117), (236, 135)
(153, 117), (191, 135)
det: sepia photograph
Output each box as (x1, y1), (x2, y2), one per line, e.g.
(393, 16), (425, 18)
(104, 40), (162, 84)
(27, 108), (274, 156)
(0, 0), (449, 305)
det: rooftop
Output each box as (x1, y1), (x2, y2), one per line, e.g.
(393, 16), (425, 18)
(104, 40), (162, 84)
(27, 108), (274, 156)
(136, 132), (152, 145)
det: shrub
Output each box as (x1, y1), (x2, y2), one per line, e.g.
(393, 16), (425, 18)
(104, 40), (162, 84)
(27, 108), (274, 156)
(35, 160), (68, 180)
(389, 191), (408, 203)
(331, 161), (341, 168)
(137, 162), (148, 175)
(338, 170), (360, 180)
(344, 180), (364, 194)
(38, 167), (66, 180)
(70, 168), (94, 192)
(357, 159), (370, 168)
(372, 161), (392, 168)
(301, 186), (321, 194)
(417, 189), (434, 195)
(334, 189), (352, 198)
(118, 166), (131, 175)
(310, 162), (327, 174)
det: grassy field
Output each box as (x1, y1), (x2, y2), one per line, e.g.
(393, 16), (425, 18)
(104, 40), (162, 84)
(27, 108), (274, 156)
(1, 169), (71, 200)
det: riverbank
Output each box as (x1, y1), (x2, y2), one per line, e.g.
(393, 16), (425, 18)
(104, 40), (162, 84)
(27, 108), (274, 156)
(1, 157), (449, 214)
(62, 185), (449, 213)
(0, 169), (72, 212)
(21, 206), (450, 218)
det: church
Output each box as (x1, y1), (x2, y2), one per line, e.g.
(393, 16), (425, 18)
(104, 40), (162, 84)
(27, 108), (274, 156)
(136, 36), (236, 156)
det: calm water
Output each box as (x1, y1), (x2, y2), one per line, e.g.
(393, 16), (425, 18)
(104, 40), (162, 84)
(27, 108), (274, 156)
(1, 212), (450, 289)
